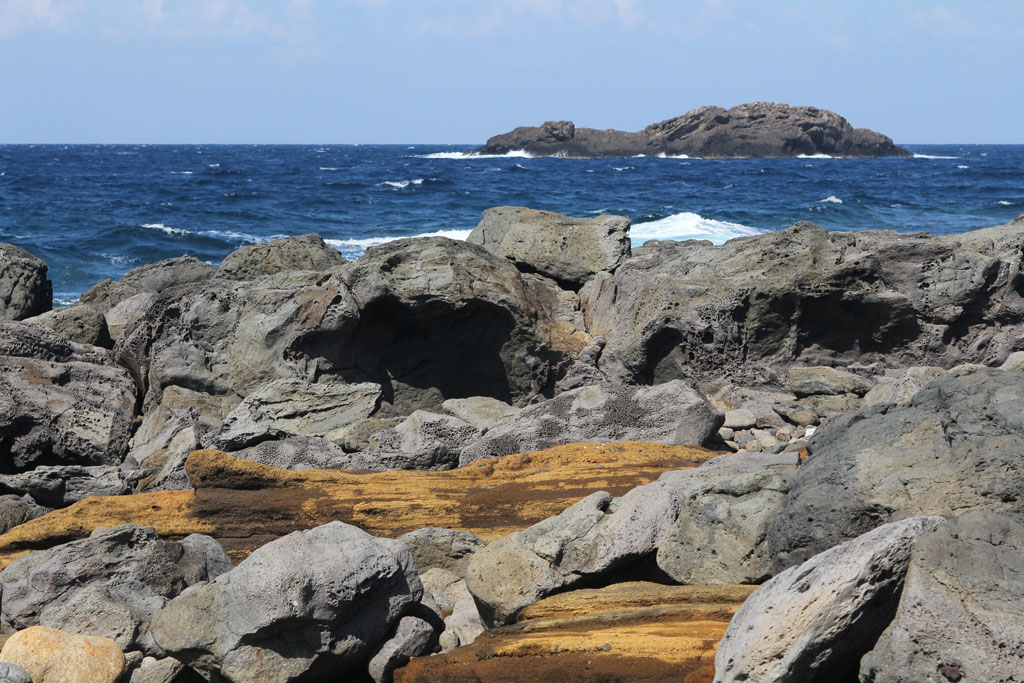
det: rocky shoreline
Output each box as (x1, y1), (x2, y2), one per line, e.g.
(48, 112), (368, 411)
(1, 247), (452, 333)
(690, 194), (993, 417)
(0, 206), (1023, 681)
(474, 102), (911, 158)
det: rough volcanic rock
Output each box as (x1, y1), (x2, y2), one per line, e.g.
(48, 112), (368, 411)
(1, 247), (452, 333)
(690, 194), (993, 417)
(367, 411), (481, 470)
(216, 233), (346, 281)
(861, 365), (945, 406)
(25, 304), (110, 347)
(128, 657), (185, 683)
(0, 626), (125, 683)
(80, 255), (215, 315)
(769, 366), (1024, 570)
(0, 465), (127, 507)
(459, 380), (722, 465)
(475, 103), (910, 158)
(580, 218), (1024, 386)
(0, 443), (715, 569)
(396, 583), (755, 683)
(0, 494), (51, 535)
(367, 615), (438, 683)
(209, 378), (383, 451)
(467, 206), (630, 288)
(859, 511), (1024, 682)
(0, 663), (30, 683)
(151, 521), (423, 682)
(714, 516), (944, 683)
(227, 435), (356, 470)
(398, 527), (487, 575)
(784, 366), (873, 397)
(0, 243), (51, 321)
(0, 524), (228, 654)
(0, 321), (137, 472)
(440, 396), (520, 430)
(465, 452), (793, 625)
(655, 452), (798, 584)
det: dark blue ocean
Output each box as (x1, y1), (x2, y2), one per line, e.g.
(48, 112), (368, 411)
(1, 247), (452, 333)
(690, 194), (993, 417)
(0, 143), (1021, 304)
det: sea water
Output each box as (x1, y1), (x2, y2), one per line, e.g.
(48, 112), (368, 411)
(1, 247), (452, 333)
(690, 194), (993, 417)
(0, 143), (1021, 304)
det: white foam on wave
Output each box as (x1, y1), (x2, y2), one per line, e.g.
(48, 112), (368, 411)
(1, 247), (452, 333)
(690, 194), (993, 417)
(818, 195), (843, 204)
(420, 150), (533, 159)
(798, 153), (833, 159)
(141, 222), (191, 236)
(998, 200), (1014, 206)
(912, 154), (959, 159)
(655, 152), (691, 159)
(631, 212), (764, 246)
(140, 223), (281, 245)
(207, 163), (220, 168)
(378, 178), (425, 189)
(325, 229), (473, 252)
(319, 167), (340, 171)
(170, 171), (194, 175)
(613, 166), (634, 171)
(958, 165), (969, 169)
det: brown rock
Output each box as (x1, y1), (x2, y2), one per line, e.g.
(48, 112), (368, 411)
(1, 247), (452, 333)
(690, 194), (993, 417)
(394, 582), (754, 682)
(0, 625), (125, 683)
(0, 442), (716, 567)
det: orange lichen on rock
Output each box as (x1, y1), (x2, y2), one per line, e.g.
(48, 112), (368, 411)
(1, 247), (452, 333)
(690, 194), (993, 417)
(395, 582), (755, 682)
(0, 442), (716, 567)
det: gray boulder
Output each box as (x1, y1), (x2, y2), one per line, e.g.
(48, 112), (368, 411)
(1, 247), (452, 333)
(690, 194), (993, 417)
(25, 304), (110, 347)
(714, 516), (944, 683)
(366, 615), (437, 683)
(440, 396), (520, 430)
(151, 521), (422, 682)
(128, 657), (184, 683)
(80, 255), (215, 316)
(580, 218), (1024, 385)
(0, 242), (51, 321)
(398, 527), (487, 575)
(0, 321), (137, 472)
(467, 206), (630, 288)
(0, 663), (31, 683)
(769, 366), (1024, 570)
(104, 292), (155, 341)
(784, 366), (873, 397)
(656, 452), (798, 584)
(227, 435), (356, 470)
(466, 452), (792, 625)
(859, 511), (1024, 683)
(367, 411), (481, 470)
(0, 494), (51, 534)
(861, 365), (945, 407)
(209, 379), (383, 451)
(0, 465), (127, 507)
(216, 233), (346, 281)
(459, 380), (723, 465)
(0, 524), (230, 654)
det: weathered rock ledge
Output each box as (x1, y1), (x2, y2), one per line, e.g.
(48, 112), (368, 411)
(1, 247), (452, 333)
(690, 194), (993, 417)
(475, 102), (910, 158)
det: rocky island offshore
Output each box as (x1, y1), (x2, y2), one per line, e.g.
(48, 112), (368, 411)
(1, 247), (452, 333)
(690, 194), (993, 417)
(474, 102), (911, 158)
(0, 207), (1023, 681)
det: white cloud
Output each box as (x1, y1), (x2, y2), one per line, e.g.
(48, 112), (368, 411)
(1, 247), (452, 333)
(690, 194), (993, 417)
(0, 0), (83, 37)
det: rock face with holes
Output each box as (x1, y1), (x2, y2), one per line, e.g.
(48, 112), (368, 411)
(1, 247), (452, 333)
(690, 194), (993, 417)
(859, 511), (1024, 683)
(216, 233), (347, 281)
(769, 366), (1024, 570)
(0, 242), (51, 321)
(467, 206), (631, 288)
(474, 103), (910, 158)
(580, 217), (1024, 386)
(0, 321), (137, 473)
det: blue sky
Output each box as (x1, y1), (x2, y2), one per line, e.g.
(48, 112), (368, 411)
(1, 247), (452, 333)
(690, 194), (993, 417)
(1, 0), (1021, 143)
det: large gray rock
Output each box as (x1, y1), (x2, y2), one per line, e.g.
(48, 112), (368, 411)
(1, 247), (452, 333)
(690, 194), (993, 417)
(859, 511), (1024, 683)
(440, 396), (520, 430)
(466, 452), (793, 626)
(580, 218), (1024, 386)
(784, 366), (874, 397)
(861, 365), (945, 407)
(25, 304), (110, 347)
(0, 321), (137, 472)
(467, 206), (630, 288)
(209, 379), (383, 451)
(0, 663), (31, 683)
(655, 452), (798, 584)
(459, 380), (722, 465)
(216, 233), (346, 281)
(714, 516), (944, 683)
(80, 255), (215, 316)
(0, 243), (51, 321)
(0, 465), (127, 507)
(227, 435), (356, 470)
(0, 494), (51, 534)
(366, 615), (437, 683)
(769, 366), (1024, 570)
(367, 411), (481, 470)
(475, 103), (909, 158)
(0, 524), (230, 654)
(151, 521), (422, 682)
(398, 527), (487, 576)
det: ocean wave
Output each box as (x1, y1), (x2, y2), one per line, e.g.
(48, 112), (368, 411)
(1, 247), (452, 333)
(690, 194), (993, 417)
(140, 222), (191, 236)
(613, 166), (634, 171)
(170, 171), (194, 175)
(378, 179), (424, 189)
(139, 223), (281, 245)
(912, 154), (959, 159)
(958, 165), (969, 169)
(325, 229), (473, 254)
(997, 200), (1014, 206)
(319, 167), (340, 171)
(818, 195), (843, 204)
(655, 152), (691, 159)
(631, 212), (764, 245)
(798, 154), (833, 159)
(420, 150), (533, 159)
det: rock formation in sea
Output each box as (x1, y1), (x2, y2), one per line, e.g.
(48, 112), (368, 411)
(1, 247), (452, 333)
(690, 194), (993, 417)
(1, 208), (1023, 681)
(474, 102), (912, 158)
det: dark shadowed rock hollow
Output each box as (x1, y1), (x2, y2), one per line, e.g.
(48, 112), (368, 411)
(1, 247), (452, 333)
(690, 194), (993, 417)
(475, 102), (911, 158)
